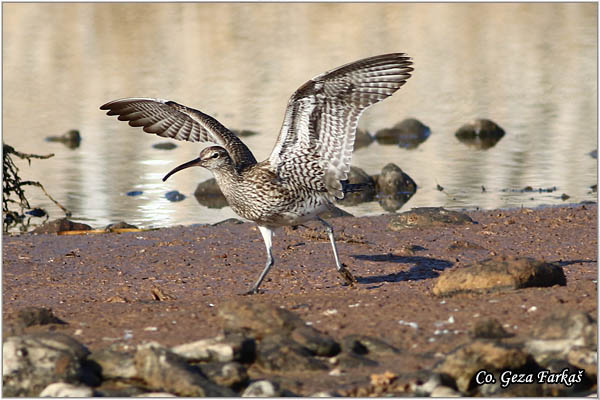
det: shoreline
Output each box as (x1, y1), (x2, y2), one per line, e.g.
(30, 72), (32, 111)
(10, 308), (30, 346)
(3, 202), (597, 396)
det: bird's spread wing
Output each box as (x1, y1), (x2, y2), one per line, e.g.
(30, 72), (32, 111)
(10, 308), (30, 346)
(100, 98), (257, 169)
(268, 53), (413, 199)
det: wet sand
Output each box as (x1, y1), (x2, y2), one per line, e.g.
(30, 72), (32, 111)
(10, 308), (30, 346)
(2, 203), (597, 394)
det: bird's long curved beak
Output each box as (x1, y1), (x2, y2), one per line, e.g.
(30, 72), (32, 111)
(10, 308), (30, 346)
(162, 157), (202, 182)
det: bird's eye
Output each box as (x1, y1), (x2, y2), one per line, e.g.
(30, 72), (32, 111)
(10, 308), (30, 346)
(211, 153), (219, 159)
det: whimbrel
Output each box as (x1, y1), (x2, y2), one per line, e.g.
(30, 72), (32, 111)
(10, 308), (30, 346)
(100, 53), (413, 294)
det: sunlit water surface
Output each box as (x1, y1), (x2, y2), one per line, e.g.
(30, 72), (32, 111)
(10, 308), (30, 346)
(3, 3), (597, 231)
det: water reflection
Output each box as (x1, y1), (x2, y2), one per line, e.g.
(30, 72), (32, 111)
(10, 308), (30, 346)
(2, 3), (597, 231)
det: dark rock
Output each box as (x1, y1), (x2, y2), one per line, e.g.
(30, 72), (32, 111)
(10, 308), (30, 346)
(472, 318), (513, 339)
(152, 142), (177, 150)
(526, 310), (596, 365)
(194, 178), (228, 209)
(375, 163), (417, 212)
(334, 352), (379, 369)
(433, 256), (566, 296)
(219, 299), (305, 336)
(561, 193), (570, 201)
(31, 218), (92, 234)
(434, 339), (535, 393)
(256, 334), (328, 371)
(374, 118), (430, 148)
(291, 325), (340, 357)
(455, 119), (505, 150)
(540, 359), (595, 395)
(354, 128), (374, 150)
(3, 333), (91, 397)
(320, 205), (354, 219)
(388, 207), (474, 231)
(212, 218), (244, 226)
(17, 307), (66, 327)
(341, 334), (400, 355)
(589, 149), (597, 159)
(165, 190), (186, 202)
(219, 300), (335, 369)
(219, 299), (334, 343)
(568, 346), (597, 380)
(127, 190), (143, 196)
(25, 208), (46, 217)
(105, 221), (138, 232)
(134, 343), (235, 396)
(197, 361), (248, 389)
(336, 166), (376, 206)
(232, 129), (259, 137)
(45, 129), (81, 149)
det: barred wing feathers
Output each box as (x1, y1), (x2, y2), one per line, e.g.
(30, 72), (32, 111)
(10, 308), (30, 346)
(100, 98), (257, 169)
(269, 53), (413, 199)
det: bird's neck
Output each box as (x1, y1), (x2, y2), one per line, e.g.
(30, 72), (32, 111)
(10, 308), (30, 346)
(212, 164), (243, 186)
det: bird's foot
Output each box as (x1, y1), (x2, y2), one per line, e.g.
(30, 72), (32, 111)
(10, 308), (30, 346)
(338, 264), (357, 287)
(240, 288), (262, 296)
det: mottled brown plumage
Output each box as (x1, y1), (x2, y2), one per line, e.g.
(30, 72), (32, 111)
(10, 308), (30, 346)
(100, 53), (413, 293)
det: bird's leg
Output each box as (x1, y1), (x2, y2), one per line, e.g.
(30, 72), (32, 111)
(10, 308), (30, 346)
(245, 226), (275, 295)
(317, 217), (357, 286)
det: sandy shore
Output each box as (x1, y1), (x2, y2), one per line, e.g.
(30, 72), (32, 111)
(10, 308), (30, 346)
(2, 202), (597, 395)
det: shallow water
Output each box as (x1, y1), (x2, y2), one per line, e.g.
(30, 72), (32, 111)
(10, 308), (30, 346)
(3, 3), (597, 231)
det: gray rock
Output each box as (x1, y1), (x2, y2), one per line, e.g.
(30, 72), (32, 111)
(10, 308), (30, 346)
(3, 333), (91, 397)
(433, 256), (567, 296)
(435, 339), (533, 393)
(375, 163), (417, 212)
(526, 310), (596, 365)
(39, 382), (94, 397)
(197, 361), (248, 389)
(152, 142), (177, 150)
(341, 334), (400, 355)
(472, 318), (513, 339)
(45, 130), (81, 149)
(242, 380), (279, 397)
(31, 218), (92, 234)
(165, 190), (186, 202)
(455, 119), (505, 150)
(134, 343), (235, 396)
(104, 221), (138, 231)
(568, 346), (597, 380)
(256, 334), (328, 371)
(232, 129), (259, 137)
(219, 299), (312, 336)
(17, 307), (66, 327)
(194, 178), (228, 209)
(336, 166), (376, 206)
(354, 128), (374, 150)
(291, 325), (340, 357)
(388, 207), (473, 231)
(171, 334), (254, 363)
(88, 348), (137, 379)
(374, 118), (430, 148)
(319, 205), (354, 219)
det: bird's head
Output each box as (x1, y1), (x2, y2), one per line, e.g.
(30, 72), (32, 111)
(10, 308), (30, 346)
(162, 146), (232, 182)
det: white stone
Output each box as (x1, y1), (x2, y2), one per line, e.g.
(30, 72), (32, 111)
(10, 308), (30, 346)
(39, 383), (93, 397)
(171, 336), (235, 362)
(430, 386), (462, 397)
(242, 380), (277, 397)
